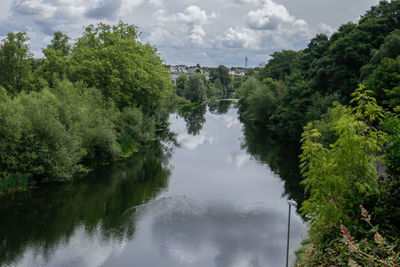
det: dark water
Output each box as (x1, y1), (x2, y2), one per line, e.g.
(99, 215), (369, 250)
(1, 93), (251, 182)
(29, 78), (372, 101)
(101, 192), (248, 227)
(0, 107), (306, 267)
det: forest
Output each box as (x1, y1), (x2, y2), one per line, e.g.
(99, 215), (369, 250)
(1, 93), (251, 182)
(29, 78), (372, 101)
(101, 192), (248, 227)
(0, 22), (174, 193)
(233, 0), (400, 265)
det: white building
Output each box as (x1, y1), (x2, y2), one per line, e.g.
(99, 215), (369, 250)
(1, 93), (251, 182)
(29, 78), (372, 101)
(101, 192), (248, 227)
(229, 68), (247, 77)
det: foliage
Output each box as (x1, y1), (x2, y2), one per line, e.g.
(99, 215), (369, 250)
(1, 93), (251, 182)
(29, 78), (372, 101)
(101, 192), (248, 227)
(367, 56), (400, 108)
(384, 113), (400, 176)
(237, 0), (400, 141)
(0, 21), (174, 192)
(209, 65), (231, 87)
(0, 32), (33, 94)
(0, 173), (29, 194)
(117, 106), (156, 157)
(300, 86), (386, 243)
(339, 206), (400, 267)
(0, 84), (87, 183)
(183, 73), (207, 103)
(176, 74), (188, 97)
(296, 205), (400, 266)
(236, 77), (277, 125)
(259, 50), (299, 80)
(38, 31), (71, 86)
(69, 21), (173, 111)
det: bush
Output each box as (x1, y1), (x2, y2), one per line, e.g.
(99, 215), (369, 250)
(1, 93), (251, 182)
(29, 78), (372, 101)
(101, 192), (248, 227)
(0, 173), (29, 193)
(384, 113), (400, 176)
(300, 86), (386, 243)
(117, 107), (156, 157)
(236, 77), (277, 124)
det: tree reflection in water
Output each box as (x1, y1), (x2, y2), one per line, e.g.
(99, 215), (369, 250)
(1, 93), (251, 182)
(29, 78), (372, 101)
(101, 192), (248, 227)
(0, 141), (174, 266)
(240, 121), (305, 208)
(179, 105), (207, 136)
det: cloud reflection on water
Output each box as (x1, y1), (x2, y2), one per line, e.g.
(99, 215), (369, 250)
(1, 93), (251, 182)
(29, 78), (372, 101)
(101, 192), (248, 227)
(148, 196), (305, 267)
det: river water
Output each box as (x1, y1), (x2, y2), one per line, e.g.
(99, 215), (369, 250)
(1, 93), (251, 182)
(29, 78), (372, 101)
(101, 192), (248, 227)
(0, 106), (306, 267)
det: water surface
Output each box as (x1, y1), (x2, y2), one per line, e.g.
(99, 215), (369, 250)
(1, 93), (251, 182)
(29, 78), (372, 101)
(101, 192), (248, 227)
(0, 107), (306, 267)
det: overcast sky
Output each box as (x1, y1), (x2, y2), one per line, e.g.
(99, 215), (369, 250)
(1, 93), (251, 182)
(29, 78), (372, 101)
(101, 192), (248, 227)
(0, 0), (380, 67)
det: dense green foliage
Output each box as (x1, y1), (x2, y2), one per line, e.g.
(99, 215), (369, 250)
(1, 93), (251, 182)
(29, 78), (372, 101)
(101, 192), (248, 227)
(236, 0), (400, 140)
(183, 74), (207, 103)
(174, 65), (246, 104)
(300, 86), (386, 241)
(0, 32), (33, 94)
(296, 87), (400, 266)
(0, 22), (173, 193)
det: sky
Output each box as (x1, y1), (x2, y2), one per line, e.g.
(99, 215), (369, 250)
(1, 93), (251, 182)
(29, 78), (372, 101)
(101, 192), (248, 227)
(0, 0), (380, 67)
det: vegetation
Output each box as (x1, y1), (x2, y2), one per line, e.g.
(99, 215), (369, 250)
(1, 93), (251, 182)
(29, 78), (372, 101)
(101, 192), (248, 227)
(236, 0), (400, 140)
(175, 64), (246, 105)
(0, 22), (173, 193)
(231, 0), (400, 265)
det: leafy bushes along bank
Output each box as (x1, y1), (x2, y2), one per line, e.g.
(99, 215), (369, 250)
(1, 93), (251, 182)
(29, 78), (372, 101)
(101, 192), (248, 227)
(296, 87), (400, 266)
(0, 22), (173, 193)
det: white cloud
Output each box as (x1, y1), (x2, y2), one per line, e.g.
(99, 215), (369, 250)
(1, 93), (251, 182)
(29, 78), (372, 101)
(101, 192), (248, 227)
(222, 27), (261, 49)
(190, 25), (206, 45)
(177, 132), (215, 150)
(317, 22), (335, 35)
(150, 5), (216, 47)
(245, 0), (309, 34)
(232, 0), (261, 5)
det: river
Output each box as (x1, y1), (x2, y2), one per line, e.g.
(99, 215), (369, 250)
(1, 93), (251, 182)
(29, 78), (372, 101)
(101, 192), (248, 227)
(0, 105), (306, 267)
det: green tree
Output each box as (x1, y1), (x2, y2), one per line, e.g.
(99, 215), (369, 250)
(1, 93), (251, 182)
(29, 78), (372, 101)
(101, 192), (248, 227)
(209, 65), (231, 87)
(260, 50), (299, 81)
(0, 32), (32, 93)
(367, 56), (400, 108)
(176, 74), (188, 97)
(69, 22), (173, 110)
(183, 73), (206, 103)
(39, 31), (71, 86)
(300, 85), (386, 242)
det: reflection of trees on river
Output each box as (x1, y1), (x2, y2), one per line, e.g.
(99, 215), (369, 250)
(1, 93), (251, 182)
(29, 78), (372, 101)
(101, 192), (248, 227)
(240, 121), (305, 207)
(181, 105), (207, 135)
(0, 142), (173, 266)
(208, 100), (232, 115)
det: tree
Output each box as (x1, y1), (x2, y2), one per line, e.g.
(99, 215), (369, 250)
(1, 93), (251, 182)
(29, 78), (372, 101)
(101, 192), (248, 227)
(0, 32), (32, 93)
(209, 65), (231, 87)
(367, 56), (400, 108)
(183, 74), (206, 103)
(39, 32), (71, 85)
(69, 22), (173, 111)
(300, 85), (386, 242)
(176, 74), (188, 97)
(261, 50), (299, 81)
(361, 29), (400, 80)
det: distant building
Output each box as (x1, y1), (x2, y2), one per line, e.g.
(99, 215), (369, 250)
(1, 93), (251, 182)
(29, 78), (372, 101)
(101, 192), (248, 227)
(169, 65), (204, 85)
(204, 71), (210, 80)
(170, 65), (188, 85)
(229, 67), (247, 77)
(187, 67), (197, 75)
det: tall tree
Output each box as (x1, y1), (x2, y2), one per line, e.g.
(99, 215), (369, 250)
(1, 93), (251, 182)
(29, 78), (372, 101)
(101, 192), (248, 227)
(39, 31), (71, 85)
(0, 32), (32, 93)
(69, 22), (173, 111)
(184, 74), (206, 103)
(210, 65), (231, 87)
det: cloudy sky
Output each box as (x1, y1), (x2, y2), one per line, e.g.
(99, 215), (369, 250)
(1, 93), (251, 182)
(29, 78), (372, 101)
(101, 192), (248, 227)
(0, 0), (380, 67)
